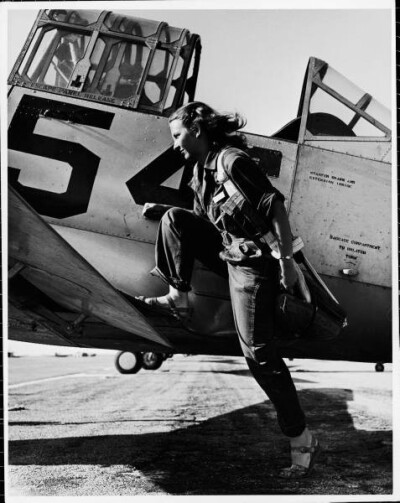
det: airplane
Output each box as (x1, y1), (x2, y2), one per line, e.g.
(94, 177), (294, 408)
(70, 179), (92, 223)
(7, 9), (393, 375)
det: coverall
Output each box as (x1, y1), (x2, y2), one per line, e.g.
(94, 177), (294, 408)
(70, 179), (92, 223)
(152, 146), (306, 437)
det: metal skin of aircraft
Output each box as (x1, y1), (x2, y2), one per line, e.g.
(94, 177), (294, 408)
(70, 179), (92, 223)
(7, 10), (392, 374)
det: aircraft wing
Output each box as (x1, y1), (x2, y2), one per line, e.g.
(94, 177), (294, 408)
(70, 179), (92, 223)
(8, 185), (172, 349)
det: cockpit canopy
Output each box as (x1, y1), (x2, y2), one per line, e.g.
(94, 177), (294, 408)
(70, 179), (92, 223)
(274, 57), (391, 141)
(8, 10), (201, 116)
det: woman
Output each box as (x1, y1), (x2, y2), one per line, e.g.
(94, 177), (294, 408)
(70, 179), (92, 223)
(136, 101), (320, 478)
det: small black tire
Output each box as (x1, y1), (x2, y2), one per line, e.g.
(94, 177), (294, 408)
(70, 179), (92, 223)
(142, 352), (164, 371)
(375, 362), (385, 372)
(115, 351), (143, 374)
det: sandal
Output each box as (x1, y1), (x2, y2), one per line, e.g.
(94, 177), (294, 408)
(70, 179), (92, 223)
(278, 435), (321, 479)
(134, 295), (193, 322)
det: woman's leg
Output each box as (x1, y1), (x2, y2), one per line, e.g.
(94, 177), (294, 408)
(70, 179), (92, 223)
(228, 260), (306, 438)
(228, 260), (321, 477)
(151, 207), (227, 295)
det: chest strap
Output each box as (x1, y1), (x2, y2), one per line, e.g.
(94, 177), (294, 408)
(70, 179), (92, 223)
(217, 148), (304, 259)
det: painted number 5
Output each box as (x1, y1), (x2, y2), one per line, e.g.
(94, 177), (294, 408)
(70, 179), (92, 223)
(8, 95), (114, 219)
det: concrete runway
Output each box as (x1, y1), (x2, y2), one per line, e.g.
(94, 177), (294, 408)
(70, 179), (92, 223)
(6, 353), (393, 497)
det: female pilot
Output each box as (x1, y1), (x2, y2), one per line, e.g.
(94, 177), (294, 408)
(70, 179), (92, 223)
(136, 101), (320, 478)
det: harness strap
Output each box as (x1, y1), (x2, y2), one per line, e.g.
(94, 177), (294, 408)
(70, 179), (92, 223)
(217, 148), (304, 259)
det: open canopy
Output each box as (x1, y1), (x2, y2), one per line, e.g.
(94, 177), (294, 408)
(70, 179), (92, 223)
(8, 9), (201, 116)
(274, 57), (391, 142)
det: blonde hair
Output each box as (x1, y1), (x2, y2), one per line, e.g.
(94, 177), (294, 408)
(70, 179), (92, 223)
(169, 101), (247, 150)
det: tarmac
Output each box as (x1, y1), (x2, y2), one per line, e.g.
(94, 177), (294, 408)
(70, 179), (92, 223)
(6, 353), (394, 498)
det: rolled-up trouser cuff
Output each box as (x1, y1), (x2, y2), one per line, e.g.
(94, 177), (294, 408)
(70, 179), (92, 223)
(150, 266), (192, 292)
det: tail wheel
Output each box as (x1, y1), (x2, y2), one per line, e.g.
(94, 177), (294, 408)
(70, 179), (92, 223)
(142, 352), (164, 370)
(115, 351), (143, 374)
(375, 362), (385, 372)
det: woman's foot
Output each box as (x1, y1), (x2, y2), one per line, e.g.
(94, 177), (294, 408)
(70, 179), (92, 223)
(142, 291), (189, 310)
(278, 429), (321, 479)
(134, 290), (192, 322)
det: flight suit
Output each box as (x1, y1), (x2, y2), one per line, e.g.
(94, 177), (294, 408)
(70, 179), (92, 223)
(152, 146), (306, 437)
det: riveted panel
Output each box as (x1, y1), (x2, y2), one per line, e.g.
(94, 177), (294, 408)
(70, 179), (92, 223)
(244, 133), (299, 203)
(289, 144), (391, 288)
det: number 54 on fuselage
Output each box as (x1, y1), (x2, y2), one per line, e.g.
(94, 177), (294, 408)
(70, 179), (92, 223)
(7, 9), (393, 372)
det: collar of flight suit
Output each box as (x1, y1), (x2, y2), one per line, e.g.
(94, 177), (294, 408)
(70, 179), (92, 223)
(197, 149), (219, 172)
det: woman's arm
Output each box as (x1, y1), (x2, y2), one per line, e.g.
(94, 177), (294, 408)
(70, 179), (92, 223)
(270, 199), (298, 290)
(223, 150), (298, 288)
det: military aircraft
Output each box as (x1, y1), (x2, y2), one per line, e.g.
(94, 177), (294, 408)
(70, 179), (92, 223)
(7, 9), (392, 374)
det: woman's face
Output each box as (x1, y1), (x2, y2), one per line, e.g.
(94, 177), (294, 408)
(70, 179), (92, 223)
(169, 119), (201, 162)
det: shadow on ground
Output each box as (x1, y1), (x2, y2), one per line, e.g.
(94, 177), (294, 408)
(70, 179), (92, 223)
(9, 388), (392, 495)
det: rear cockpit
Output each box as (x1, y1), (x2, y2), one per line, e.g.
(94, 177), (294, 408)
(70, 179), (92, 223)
(8, 9), (201, 115)
(273, 57), (391, 143)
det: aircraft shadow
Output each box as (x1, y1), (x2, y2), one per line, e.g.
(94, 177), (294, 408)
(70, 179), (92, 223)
(194, 358), (242, 365)
(208, 370), (316, 383)
(8, 388), (392, 495)
(174, 368), (315, 383)
(179, 368), (252, 377)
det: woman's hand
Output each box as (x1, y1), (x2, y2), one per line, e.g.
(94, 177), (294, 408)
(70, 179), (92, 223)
(142, 203), (172, 220)
(279, 258), (298, 290)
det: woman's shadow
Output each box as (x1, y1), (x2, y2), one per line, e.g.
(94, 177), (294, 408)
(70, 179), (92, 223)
(9, 385), (392, 495)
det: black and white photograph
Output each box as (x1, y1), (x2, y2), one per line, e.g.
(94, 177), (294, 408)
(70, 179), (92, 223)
(2, 0), (397, 500)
